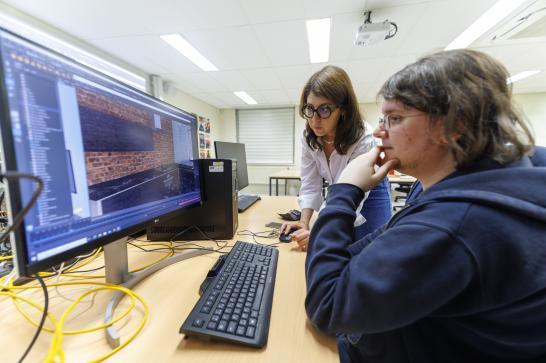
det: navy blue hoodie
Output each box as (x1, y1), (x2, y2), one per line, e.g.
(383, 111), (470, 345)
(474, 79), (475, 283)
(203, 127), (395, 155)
(305, 147), (546, 363)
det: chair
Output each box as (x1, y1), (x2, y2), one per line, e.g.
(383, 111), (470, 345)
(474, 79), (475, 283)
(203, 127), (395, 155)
(394, 184), (412, 202)
(322, 179), (329, 198)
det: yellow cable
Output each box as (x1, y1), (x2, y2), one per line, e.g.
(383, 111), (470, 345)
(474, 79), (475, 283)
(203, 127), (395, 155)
(65, 248), (103, 273)
(2, 241), (178, 285)
(0, 241), (180, 361)
(128, 242), (175, 272)
(44, 283), (149, 363)
(11, 286), (136, 334)
(50, 242), (175, 278)
(3, 279), (148, 362)
(0, 255), (12, 261)
(0, 290), (59, 328)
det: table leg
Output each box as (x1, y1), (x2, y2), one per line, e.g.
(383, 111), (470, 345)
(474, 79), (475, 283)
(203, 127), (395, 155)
(284, 178), (287, 195)
(276, 178), (279, 196)
(269, 178), (272, 196)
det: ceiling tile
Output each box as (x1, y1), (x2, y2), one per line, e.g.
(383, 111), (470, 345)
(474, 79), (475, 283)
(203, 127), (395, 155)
(253, 20), (309, 66)
(239, 0), (304, 24)
(184, 26), (271, 70)
(209, 70), (254, 91)
(259, 89), (291, 104)
(274, 65), (313, 90)
(240, 68), (283, 90)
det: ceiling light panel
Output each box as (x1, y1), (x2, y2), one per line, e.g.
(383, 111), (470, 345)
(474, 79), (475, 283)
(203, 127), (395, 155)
(160, 34), (218, 71)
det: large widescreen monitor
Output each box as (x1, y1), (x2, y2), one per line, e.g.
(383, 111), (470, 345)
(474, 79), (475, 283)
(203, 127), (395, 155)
(0, 27), (202, 277)
(214, 141), (249, 191)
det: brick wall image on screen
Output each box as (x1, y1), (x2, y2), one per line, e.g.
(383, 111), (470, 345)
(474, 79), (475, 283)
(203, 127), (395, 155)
(77, 89), (196, 216)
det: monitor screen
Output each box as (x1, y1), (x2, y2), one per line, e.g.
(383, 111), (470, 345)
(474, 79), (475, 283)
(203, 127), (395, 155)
(0, 28), (202, 276)
(214, 141), (249, 191)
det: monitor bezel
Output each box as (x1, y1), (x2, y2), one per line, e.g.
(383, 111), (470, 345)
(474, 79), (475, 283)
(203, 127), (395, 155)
(0, 26), (202, 277)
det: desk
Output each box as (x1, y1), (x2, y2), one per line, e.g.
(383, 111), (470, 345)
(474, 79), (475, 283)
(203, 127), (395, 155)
(388, 174), (416, 186)
(1, 196), (337, 362)
(269, 169), (301, 196)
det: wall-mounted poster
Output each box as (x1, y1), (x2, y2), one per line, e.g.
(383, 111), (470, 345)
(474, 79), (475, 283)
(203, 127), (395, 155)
(198, 115), (211, 158)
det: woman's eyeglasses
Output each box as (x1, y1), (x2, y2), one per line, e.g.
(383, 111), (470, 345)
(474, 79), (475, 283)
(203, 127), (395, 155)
(378, 113), (423, 129)
(302, 104), (338, 119)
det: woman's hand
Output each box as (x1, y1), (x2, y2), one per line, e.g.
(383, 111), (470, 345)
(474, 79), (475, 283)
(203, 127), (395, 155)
(280, 222), (310, 252)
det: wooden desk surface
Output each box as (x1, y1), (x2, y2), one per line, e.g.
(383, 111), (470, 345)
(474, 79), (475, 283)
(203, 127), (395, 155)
(0, 196), (337, 362)
(388, 174), (417, 184)
(269, 169), (301, 179)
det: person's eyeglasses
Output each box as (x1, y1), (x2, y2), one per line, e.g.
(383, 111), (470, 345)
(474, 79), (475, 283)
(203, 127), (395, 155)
(378, 113), (423, 129)
(302, 104), (339, 119)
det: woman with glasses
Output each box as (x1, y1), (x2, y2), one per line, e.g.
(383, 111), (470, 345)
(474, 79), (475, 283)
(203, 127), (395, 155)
(280, 65), (392, 251)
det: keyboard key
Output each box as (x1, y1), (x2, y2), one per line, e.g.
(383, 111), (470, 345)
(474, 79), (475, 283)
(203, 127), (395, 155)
(207, 321), (218, 330)
(217, 320), (228, 332)
(252, 284), (265, 311)
(227, 321), (237, 334)
(236, 326), (246, 336)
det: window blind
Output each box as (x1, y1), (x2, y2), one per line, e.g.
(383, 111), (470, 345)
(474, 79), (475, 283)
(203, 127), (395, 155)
(237, 108), (294, 164)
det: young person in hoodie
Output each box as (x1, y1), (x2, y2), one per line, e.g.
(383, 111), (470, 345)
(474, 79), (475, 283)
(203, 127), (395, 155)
(304, 49), (546, 363)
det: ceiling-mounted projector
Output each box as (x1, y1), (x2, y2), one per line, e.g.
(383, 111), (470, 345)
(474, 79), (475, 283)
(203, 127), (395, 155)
(354, 11), (398, 46)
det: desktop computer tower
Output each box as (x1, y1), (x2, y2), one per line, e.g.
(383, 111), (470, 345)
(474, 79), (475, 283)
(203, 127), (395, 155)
(146, 159), (238, 241)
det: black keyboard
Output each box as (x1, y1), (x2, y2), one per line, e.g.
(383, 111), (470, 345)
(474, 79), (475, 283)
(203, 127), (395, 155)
(237, 194), (261, 212)
(180, 241), (279, 347)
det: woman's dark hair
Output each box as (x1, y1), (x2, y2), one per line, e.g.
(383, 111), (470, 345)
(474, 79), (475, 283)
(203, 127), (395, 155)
(378, 49), (534, 167)
(299, 65), (363, 154)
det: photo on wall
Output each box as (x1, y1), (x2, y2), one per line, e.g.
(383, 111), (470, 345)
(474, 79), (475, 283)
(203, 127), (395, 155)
(198, 115), (212, 158)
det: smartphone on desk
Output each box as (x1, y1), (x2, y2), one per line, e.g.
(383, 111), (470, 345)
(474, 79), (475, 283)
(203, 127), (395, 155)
(265, 222), (282, 229)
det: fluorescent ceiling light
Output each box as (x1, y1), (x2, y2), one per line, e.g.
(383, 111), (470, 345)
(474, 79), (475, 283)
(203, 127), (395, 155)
(506, 70), (541, 84)
(0, 13), (146, 90)
(234, 91), (257, 105)
(306, 18), (331, 63)
(160, 34), (218, 71)
(445, 0), (527, 50)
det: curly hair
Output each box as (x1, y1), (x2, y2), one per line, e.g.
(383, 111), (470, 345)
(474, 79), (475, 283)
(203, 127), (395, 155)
(378, 49), (535, 167)
(299, 65), (363, 154)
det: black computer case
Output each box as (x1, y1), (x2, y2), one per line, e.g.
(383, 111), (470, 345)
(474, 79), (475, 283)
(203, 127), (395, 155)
(146, 159), (238, 241)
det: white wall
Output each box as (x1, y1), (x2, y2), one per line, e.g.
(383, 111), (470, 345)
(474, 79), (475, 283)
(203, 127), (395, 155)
(217, 109), (237, 145)
(514, 93), (546, 147)
(360, 102), (382, 129)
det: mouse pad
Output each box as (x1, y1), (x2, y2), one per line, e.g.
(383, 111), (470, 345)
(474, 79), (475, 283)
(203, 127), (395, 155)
(265, 222), (283, 229)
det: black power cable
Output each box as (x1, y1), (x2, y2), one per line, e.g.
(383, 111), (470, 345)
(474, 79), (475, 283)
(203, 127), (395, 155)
(0, 172), (43, 243)
(17, 274), (48, 363)
(0, 172), (44, 361)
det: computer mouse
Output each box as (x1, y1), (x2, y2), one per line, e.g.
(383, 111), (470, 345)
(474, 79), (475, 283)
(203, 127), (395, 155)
(279, 233), (292, 242)
(279, 226), (297, 243)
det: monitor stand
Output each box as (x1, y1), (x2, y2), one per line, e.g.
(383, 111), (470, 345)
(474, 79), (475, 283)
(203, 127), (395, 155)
(102, 237), (213, 348)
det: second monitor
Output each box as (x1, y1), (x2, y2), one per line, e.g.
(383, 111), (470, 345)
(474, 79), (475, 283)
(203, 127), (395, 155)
(214, 141), (260, 212)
